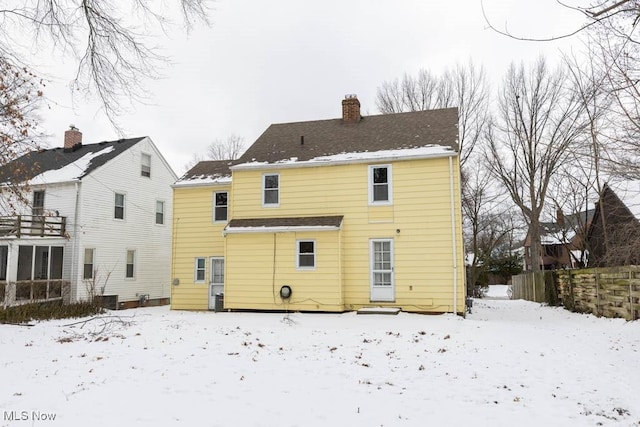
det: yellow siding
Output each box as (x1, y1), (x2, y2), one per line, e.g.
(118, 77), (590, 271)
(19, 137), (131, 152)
(171, 184), (230, 310)
(228, 157), (466, 314)
(225, 231), (344, 312)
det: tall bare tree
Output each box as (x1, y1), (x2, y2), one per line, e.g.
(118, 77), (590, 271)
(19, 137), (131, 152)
(207, 134), (246, 161)
(376, 60), (488, 166)
(0, 58), (46, 213)
(485, 57), (587, 272)
(0, 0), (209, 126)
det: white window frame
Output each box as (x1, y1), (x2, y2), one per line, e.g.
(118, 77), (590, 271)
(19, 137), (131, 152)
(114, 192), (126, 220)
(213, 191), (228, 222)
(32, 190), (45, 216)
(155, 200), (165, 225)
(141, 153), (151, 178)
(368, 164), (393, 205)
(195, 257), (206, 283)
(125, 249), (136, 279)
(262, 173), (280, 207)
(83, 248), (95, 280)
(296, 240), (316, 270)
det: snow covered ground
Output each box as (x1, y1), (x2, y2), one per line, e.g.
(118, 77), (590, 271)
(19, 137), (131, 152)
(1, 293), (639, 426)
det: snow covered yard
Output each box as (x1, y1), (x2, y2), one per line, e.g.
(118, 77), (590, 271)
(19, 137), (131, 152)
(1, 299), (638, 427)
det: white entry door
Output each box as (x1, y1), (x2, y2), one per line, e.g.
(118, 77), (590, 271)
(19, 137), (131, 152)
(208, 257), (225, 310)
(370, 239), (394, 302)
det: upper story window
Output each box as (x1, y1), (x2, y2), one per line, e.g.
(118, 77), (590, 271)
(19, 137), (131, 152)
(141, 153), (151, 178)
(369, 165), (393, 205)
(214, 192), (228, 222)
(33, 190), (45, 216)
(114, 193), (125, 220)
(263, 173), (279, 206)
(156, 200), (165, 225)
(297, 240), (316, 269)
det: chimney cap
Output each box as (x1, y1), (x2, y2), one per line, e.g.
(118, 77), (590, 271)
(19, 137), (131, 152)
(344, 94), (358, 99)
(69, 124), (79, 131)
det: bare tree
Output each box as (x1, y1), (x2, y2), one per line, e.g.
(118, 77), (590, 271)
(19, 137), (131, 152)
(376, 60), (488, 166)
(462, 164), (520, 290)
(485, 57), (588, 272)
(0, 58), (46, 214)
(0, 1), (209, 126)
(206, 134), (246, 160)
(183, 134), (246, 171)
(482, 0), (640, 42)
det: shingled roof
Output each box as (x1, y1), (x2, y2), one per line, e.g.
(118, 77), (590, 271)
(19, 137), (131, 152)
(0, 137), (146, 184)
(174, 160), (232, 186)
(225, 215), (344, 233)
(234, 106), (458, 165)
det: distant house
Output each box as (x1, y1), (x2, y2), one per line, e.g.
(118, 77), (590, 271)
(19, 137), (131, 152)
(587, 183), (640, 267)
(171, 96), (466, 314)
(0, 127), (176, 308)
(523, 208), (594, 271)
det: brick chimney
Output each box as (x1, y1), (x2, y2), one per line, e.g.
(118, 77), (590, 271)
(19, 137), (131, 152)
(64, 125), (82, 151)
(342, 94), (361, 124)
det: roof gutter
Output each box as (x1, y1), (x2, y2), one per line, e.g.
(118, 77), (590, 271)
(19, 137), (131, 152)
(231, 151), (457, 171)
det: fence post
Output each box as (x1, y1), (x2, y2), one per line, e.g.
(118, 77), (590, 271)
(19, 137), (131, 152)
(595, 268), (600, 316)
(630, 269), (635, 321)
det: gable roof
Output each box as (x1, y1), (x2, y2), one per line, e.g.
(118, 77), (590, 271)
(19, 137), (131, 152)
(174, 160), (232, 187)
(234, 107), (458, 166)
(0, 137), (146, 185)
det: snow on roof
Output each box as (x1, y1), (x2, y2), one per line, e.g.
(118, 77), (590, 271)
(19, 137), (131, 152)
(30, 146), (116, 184)
(233, 145), (455, 170)
(173, 175), (232, 187)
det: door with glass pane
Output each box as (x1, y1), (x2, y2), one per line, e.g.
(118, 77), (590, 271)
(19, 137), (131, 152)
(208, 257), (225, 309)
(370, 239), (394, 302)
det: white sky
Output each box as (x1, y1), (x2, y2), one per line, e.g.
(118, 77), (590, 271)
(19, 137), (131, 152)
(36, 0), (586, 175)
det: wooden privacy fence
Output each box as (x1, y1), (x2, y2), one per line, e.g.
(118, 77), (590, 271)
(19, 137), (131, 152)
(512, 268), (640, 320)
(556, 267), (639, 321)
(511, 272), (559, 305)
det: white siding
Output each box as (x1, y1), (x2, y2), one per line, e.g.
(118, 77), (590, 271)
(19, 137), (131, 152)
(73, 137), (176, 303)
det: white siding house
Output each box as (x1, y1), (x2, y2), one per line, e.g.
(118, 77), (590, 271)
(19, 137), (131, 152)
(0, 128), (176, 309)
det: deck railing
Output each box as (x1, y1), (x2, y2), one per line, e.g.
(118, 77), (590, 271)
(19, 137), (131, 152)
(0, 215), (67, 238)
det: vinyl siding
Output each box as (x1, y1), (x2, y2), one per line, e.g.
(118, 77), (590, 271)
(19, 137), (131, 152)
(74, 138), (175, 303)
(225, 230), (344, 311)
(171, 184), (230, 310)
(228, 156), (465, 313)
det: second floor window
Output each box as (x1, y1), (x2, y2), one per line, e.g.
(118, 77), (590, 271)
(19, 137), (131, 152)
(156, 200), (165, 225)
(214, 192), (228, 221)
(33, 190), (45, 216)
(369, 165), (392, 204)
(141, 153), (151, 178)
(263, 173), (279, 206)
(115, 193), (125, 219)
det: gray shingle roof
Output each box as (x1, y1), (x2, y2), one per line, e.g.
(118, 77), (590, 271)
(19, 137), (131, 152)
(235, 107), (458, 164)
(226, 215), (344, 230)
(0, 137), (146, 183)
(178, 160), (232, 182)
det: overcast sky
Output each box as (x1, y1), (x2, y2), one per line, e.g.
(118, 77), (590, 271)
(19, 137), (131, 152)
(37, 0), (587, 175)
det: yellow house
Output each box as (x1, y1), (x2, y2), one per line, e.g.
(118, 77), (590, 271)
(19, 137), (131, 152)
(172, 96), (465, 314)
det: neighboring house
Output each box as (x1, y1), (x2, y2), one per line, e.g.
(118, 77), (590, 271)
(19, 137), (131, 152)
(523, 208), (594, 270)
(587, 183), (640, 267)
(0, 127), (176, 308)
(171, 95), (465, 314)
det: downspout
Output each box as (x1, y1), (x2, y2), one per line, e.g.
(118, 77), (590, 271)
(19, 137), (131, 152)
(71, 181), (80, 302)
(449, 156), (458, 315)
